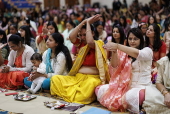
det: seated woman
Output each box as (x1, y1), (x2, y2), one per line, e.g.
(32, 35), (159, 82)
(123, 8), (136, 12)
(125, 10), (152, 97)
(94, 21), (107, 41)
(19, 25), (37, 52)
(50, 14), (110, 104)
(107, 25), (126, 59)
(36, 21), (59, 55)
(142, 51), (170, 113)
(145, 23), (166, 83)
(24, 33), (73, 90)
(0, 29), (9, 64)
(0, 35), (34, 90)
(96, 28), (153, 113)
(0, 43), (7, 66)
(62, 20), (76, 52)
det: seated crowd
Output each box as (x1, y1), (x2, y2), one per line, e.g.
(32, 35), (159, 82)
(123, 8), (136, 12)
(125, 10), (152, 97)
(0, 2), (170, 113)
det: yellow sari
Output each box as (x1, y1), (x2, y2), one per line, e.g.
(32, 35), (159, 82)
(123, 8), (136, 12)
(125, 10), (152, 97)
(50, 40), (110, 104)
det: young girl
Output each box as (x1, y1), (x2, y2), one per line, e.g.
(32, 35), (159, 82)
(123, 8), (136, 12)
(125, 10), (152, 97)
(27, 53), (46, 94)
(163, 22), (170, 54)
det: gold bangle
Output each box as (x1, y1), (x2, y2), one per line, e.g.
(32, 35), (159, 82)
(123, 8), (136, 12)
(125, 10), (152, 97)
(86, 30), (91, 33)
(161, 89), (165, 93)
(77, 26), (81, 31)
(163, 91), (169, 96)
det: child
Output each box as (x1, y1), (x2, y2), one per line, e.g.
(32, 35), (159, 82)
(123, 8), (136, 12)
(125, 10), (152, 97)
(27, 53), (46, 94)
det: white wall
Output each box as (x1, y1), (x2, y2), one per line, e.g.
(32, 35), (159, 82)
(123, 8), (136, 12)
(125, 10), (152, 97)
(39, 0), (150, 10)
(91, 0), (150, 9)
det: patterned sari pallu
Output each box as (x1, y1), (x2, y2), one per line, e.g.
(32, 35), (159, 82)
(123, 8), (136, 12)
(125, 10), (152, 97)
(97, 50), (132, 111)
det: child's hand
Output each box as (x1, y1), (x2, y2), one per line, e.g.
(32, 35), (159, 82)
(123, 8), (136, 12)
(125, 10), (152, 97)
(33, 67), (37, 71)
(27, 75), (32, 81)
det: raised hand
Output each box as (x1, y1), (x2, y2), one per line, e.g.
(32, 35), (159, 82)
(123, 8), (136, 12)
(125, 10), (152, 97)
(103, 42), (117, 52)
(86, 14), (101, 24)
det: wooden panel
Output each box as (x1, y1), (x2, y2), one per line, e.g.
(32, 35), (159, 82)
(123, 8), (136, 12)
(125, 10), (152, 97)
(83, 0), (91, 5)
(65, 0), (77, 8)
(44, 0), (59, 8)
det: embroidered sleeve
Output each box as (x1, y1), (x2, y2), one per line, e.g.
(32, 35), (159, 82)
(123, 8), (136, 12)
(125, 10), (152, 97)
(47, 52), (66, 78)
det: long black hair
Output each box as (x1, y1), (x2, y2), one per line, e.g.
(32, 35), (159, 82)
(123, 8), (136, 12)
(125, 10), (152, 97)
(51, 33), (72, 72)
(112, 25), (126, 44)
(47, 21), (59, 33)
(19, 25), (34, 46)
(0, 29), (7, 44)
(145, 23), (162, 51)
(167, 51), (170, 60)
(0, 29), (9, 54)
(147, 15), (157, 25)
(119, 16), (127, 28)
(94, 21), (105, 39)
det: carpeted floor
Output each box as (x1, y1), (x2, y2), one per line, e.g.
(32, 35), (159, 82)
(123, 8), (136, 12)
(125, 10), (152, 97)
(0, 89), (129, 114)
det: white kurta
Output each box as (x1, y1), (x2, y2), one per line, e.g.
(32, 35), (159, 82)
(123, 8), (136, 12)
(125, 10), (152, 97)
(42, 50), (68, 78)
(125, 47), (153, 113)
(143, 56), (170, 114)
(33, 62), (46, 84)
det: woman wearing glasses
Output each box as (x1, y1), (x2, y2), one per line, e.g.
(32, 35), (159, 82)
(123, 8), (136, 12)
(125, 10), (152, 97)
(96, 28), (153, 113)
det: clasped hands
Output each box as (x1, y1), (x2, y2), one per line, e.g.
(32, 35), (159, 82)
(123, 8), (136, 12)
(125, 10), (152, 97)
(103, 42), (118, 52)
(1, 65), (10, 73)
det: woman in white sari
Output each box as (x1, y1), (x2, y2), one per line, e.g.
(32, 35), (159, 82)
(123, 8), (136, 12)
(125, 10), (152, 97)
(143, 51), (170, 113)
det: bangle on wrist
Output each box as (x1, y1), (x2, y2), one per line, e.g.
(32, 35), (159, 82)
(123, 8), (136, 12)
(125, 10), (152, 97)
(77, 26), (81, 31)
(163, 91), (169, 96)
(86, 30), (91, 33)
(161, 88), (165, 93)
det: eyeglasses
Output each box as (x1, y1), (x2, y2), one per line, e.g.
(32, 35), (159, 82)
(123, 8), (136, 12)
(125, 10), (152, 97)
(128, 38), (139, 42)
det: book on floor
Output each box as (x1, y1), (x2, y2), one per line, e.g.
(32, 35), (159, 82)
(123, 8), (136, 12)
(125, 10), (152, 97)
(82, 107), (111, 114)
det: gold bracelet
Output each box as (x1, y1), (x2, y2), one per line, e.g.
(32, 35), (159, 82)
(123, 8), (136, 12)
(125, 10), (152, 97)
(161, 89), (165, 93)
(86, 30), (91, 33)
(77, 26), (81, 31)
(163, 91), (169, 96)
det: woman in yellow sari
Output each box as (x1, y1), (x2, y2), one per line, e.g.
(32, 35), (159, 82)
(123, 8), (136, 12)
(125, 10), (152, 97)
(50, 14), (110, 104)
